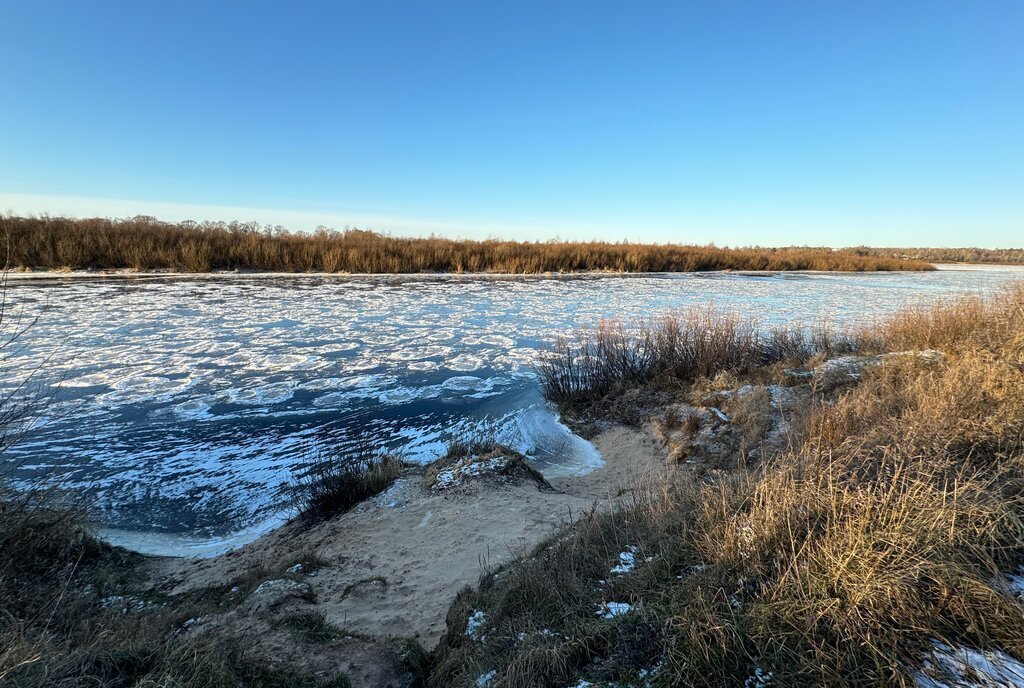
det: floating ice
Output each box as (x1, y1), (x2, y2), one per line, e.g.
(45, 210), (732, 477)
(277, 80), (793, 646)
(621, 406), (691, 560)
(3, 269), (1019, 554)
(446, 353), (487, 372)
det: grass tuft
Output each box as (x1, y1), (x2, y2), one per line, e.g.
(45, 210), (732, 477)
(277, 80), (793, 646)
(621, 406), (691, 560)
(293, 445), (404, 522)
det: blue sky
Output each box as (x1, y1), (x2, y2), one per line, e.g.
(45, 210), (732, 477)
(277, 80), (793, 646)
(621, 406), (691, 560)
(1, 1), (1021, 246)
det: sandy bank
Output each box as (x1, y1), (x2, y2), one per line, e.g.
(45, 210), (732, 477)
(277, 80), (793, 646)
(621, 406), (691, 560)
(138, 427), (663, 685)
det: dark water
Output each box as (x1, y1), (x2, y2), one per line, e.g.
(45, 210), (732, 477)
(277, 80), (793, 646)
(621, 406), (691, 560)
(1, 266), (1019, 555)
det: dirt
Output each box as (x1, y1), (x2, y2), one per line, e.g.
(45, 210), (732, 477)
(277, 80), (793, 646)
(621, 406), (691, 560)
(141, 427), (665, 687)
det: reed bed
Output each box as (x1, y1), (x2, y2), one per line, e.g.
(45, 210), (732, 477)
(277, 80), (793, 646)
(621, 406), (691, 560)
(2, 215), (932, 274)
(540, 308), (858, 407)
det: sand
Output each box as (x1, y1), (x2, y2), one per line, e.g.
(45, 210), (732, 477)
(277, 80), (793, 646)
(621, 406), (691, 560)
(141, 426), (665, 686)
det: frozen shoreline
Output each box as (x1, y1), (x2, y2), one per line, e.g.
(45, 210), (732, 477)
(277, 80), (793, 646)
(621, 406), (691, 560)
(5, 262), (1023, 281)
(6, 264), (1022, 553)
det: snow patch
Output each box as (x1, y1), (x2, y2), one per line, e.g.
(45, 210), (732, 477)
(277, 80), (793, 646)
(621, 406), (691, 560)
(915, 641), (1024, 687)
(744, 667), (775, 688)
(610, 546), (638, 574)
(434, 455), (513, 491)
(595, 601), (633, 619)
(466, 610), (487, 640)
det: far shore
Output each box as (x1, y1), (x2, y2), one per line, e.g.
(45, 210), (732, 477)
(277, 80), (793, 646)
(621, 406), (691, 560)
(7, 262), (1024, 281)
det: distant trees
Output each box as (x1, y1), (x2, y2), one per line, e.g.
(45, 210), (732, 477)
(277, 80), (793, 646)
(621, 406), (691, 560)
(844, 246), (1024, 265)
(1, 215), (936, 274)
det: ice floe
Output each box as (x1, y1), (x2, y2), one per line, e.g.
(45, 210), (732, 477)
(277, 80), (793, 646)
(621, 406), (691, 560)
(3, 269), (1020, 553)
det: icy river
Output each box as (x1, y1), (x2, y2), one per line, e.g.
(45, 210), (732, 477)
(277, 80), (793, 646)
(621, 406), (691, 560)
(2, 265), (1021, 555)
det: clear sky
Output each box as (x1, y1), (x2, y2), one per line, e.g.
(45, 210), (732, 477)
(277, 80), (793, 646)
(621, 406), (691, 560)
(1, 1), (1021, 246)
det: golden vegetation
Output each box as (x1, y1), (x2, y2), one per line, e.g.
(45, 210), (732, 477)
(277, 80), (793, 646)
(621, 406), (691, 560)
(540, 307), (856, 408)
(2, 215), (933, 273)
(434, 285), (1024, 686)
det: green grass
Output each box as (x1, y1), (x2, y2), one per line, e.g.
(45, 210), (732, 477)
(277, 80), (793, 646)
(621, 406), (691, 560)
(271, 611), (346, 644)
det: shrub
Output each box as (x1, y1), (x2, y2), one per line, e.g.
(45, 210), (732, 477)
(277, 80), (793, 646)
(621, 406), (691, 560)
(540, 308), (856, 409)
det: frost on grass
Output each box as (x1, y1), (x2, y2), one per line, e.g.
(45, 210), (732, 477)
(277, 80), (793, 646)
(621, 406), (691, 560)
(466, 610), (487, 640)
(427, 445), (553, 492)
(744, 667), (775, 688)
(610, 546), (637, 574)
(914, 641), (1024, 687)
(435, 455), (513, 490)
(595, 601), (633, 619)
(99, 594), (161, 613)
(475, 669), (497, 687)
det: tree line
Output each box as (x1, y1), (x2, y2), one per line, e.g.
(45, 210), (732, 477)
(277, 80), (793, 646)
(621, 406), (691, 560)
(1, 215), (935, 273)
(845, 245), (1024, 265)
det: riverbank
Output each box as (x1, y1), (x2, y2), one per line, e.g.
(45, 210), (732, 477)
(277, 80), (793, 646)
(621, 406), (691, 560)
(0, 426), (667, 688)
(430, 284), (1024, 687)
(4, 285), (1024, 687)
(8, 262), (1022, 285)
(144, 427), (662, 647)
(2, 215), (933, 273)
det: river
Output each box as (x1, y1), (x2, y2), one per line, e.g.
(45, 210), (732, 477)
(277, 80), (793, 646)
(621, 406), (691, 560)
(1, 265), (1020, 555)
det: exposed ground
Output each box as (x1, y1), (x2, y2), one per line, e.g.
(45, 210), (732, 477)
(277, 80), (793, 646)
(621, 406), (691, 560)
(140, 428), (663, 680)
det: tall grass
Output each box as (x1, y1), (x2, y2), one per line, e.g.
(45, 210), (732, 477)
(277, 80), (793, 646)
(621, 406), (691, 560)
(293, 444), (403, 522)
(2, 215), (933, 273)
(433, 285), (1024, 687)
(540, 308), (857, 407)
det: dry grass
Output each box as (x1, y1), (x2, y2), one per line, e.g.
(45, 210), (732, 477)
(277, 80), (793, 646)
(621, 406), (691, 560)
(0, 485), (360, 687)
(432, 284), (1024, 687)
(540, 307), (856, 411)
(2, 215), (933, 274)
(0, 491), (358, 687)
(293, 445), (403, 522)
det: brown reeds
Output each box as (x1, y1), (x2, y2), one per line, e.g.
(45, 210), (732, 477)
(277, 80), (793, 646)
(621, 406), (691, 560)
(2, 215), (933, 274)
(846, 246), (1024, 265)
(540, 308), (857, 407)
